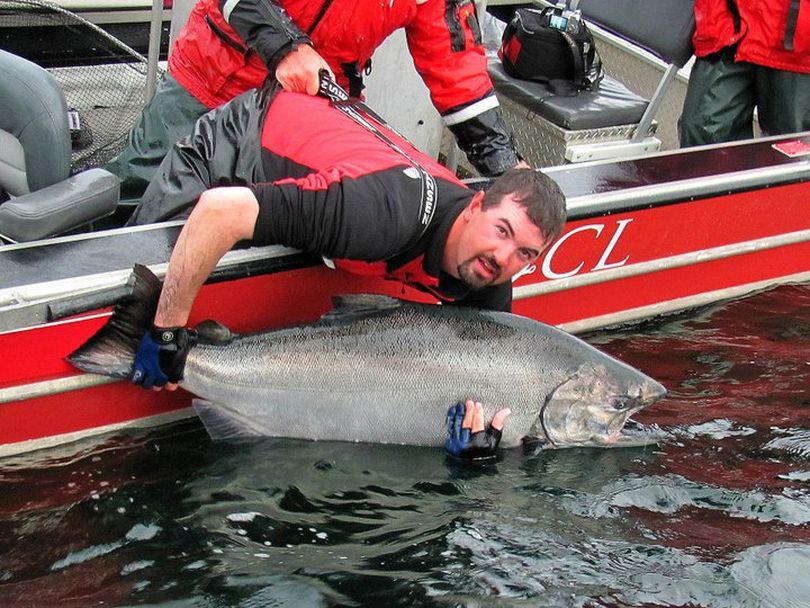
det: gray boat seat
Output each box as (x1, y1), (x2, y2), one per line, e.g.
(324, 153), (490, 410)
(0, 49), (119, 242)
(488, 0), (695, 164)
(488, 62), (649, 131)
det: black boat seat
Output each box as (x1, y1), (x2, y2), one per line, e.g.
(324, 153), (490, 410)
(488, 0), (695, 164)
(0, 49), (119, 243)
(488, 61), (649, 131)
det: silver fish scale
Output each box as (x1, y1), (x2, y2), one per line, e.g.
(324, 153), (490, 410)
(183, 305), (590, 447)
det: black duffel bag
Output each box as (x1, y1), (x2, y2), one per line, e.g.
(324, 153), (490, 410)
(499, 6), (603, 94)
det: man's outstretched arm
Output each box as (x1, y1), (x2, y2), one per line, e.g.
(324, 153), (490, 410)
(130, 187), (259, 391)
(155, 187), (259, 328)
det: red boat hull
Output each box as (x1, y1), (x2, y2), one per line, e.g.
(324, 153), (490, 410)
(2, 136), (810, 456)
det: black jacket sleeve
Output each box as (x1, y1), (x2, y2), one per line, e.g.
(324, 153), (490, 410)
(218, 0), (310, 71)
(251, 167), (428, 261)
(447, 104), (521, 177)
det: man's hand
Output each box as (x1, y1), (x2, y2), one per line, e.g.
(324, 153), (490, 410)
(130, 327), (196, 391)
(275, 44), (334, 95)
(445, 400), (511, 460)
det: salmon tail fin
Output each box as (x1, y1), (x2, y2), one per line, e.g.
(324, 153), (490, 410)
(67, 264), (161, 378)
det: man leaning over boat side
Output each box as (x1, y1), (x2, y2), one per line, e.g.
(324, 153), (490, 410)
(106, 0), (527, 198)
(124, 81), (566, 458)
(680, 0), (810, 146)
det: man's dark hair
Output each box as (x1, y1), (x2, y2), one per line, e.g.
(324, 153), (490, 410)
(482, 168), (567, 243)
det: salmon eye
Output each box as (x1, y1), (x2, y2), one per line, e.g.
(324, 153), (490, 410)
(612, 396), (633, 411)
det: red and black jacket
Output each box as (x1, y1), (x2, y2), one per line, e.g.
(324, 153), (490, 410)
(693, 0), (810, 73)
(167, 0), (520, 176)
(130, 85), (512, 311)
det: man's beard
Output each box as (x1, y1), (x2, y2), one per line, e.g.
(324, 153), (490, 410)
(458, 255), (501, 290)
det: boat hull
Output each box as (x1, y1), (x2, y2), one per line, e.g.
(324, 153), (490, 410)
(2, 134), (810, 456)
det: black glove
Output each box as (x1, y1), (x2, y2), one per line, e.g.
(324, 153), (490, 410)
(445, 401), (503, 460)
(130, 326), (196, 389)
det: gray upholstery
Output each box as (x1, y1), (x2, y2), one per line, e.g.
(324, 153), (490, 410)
(489, 61), (649, 130)
(576, 0), (695, 67)
(0, 129), (28, 197)
(0, 50), (120, 242)
(0, 49), (72, 193)
(0, 169), (119, 242)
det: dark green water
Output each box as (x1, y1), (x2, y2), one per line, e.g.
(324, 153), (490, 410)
(1, 285), (809, 607)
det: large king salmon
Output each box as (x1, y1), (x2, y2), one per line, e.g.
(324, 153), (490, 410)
(69, 265), (666, 449)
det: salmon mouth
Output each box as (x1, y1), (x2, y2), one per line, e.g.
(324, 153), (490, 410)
(597, 420), (670, 447)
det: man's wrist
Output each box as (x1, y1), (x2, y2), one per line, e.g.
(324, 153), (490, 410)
(150, 326), (185, 345)
(270, 37), (312, 71)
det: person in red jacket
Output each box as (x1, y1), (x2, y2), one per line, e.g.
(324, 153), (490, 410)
(679, 0), (810, 146)
(107, 0), (524, 197)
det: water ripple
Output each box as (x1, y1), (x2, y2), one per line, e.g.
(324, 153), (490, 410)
(563, 474), (810, 525)
(764, 428), (810, 460)
(730, 543), (810, 608)
(442, 517), (755, 607)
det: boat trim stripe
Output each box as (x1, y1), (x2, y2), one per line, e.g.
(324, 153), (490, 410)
(564, 163), (810, 219)
(514, 228), (810, 299)
(557, 270), (810, 334)
(0, 373), (118, 404)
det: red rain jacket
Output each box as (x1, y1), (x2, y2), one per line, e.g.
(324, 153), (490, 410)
(693, 0), (810, 73)
(170, 0), (493, 113)
(168, 0), (519, 176)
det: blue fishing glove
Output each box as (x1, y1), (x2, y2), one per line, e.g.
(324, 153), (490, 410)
(131, 327), (196, 389)
(445, 401), (503, 460)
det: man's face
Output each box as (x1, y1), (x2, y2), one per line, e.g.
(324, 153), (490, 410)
(453, 193), (547, 289)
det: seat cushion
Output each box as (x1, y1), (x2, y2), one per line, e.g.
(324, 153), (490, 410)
(0, 49), (71, 192)
(0, 168), (119, 242)
(489, 60), (650, 131)
(0, 129), (28, 197)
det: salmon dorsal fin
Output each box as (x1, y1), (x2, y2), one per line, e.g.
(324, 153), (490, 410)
(321, 294), (404, 323)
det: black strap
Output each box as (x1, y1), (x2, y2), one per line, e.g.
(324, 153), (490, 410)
(557, 13), (601, 89)
(726, 0), (742, 34)
(783, 0), (801, 51)
(340, 62), (365, 98)
(317, 72), (438, 241)
(444, 0), (466, 52)
(559, 29), (585, 88)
